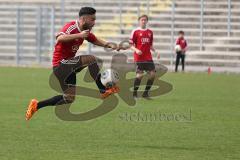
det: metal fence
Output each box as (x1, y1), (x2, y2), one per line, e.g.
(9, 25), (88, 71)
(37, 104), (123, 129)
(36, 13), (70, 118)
(0, 0), (238, 68)
(15, 6), (55, 65)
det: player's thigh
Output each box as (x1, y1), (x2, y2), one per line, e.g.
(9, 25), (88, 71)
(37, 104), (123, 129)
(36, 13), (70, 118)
(63, 73), (77, 102)
(136, 62), (145, 79)
(176, 52), (181, 60)
(148, 70), (156, 79)
(53, 66), (77, 94)
(181, 54), (185, 61)
(77, 55), (97, 67)
(136, 72), (144, 79)
(146, 61), (156, 79)
(144, 61), (156, 72)
(59, 55), (97, 71)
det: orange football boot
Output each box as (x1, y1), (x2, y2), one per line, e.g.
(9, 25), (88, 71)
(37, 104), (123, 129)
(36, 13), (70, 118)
(25, 99), (38, 120)
(100, 86), (120, 99)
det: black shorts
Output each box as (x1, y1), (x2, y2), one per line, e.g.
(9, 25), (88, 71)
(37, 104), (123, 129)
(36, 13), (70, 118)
(136, 60), (156, 73)
(53, 56), (86, 94)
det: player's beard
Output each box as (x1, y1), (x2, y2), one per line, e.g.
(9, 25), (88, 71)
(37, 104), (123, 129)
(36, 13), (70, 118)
(82, 23), (92, 31)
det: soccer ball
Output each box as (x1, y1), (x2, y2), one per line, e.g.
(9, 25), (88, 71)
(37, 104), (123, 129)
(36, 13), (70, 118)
(100, 69), (119, 88)
(175, 45), (182, 52)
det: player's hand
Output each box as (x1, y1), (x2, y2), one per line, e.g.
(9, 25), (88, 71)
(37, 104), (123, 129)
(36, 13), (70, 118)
(182, 49), (186, 54)
(106, 43), (118, 50)
(153, 50), (160, 59)
(157, 53), (160, 59)
(116, 45), (121, 51)
(117, 42), (131, 51)
(116, 45), (129, 51)
(79, 30), (90, 39)
(136, 49), (142, 55)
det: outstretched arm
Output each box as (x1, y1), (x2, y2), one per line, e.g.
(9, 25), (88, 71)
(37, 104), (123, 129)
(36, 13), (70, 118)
(57, 30), (90, 43)
(92, 37), (119, 50)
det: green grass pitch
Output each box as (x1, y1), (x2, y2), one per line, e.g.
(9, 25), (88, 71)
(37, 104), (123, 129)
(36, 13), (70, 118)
(0, 67), (239, 160)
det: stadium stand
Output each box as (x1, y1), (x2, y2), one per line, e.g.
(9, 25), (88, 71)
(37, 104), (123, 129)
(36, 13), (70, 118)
(0, 0), (239, 72)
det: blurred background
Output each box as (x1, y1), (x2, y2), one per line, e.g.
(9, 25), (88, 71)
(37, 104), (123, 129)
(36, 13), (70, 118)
(0, 0), (239, 73)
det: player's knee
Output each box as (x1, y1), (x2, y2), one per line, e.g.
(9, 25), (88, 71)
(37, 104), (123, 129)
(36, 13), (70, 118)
(63, 94), (75, 103)
(136, 73), (144, 79)
(149, 71), (156, 79)
(87, 55), (97, 64)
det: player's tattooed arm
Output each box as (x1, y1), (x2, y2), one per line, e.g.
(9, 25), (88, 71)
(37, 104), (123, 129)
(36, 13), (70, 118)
(56, 30), (90, 43)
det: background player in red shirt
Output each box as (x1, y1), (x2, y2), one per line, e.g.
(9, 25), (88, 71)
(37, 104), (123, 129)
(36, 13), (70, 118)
(175, 30), (187, 72)
(25, 7), (121, 120)
(129, 15), (160, 98)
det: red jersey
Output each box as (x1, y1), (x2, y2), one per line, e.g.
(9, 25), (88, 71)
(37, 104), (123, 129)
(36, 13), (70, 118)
(130, 27), (153, 62)
(176, 37), (187, 50)
(52, 20), (97, 67)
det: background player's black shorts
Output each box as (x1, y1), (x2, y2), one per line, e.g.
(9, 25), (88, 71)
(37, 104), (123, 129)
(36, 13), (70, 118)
(136, 60), (156, 73)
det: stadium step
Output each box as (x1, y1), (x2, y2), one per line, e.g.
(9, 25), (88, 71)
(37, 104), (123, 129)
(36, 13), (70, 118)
(0, 0), (240, 73)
